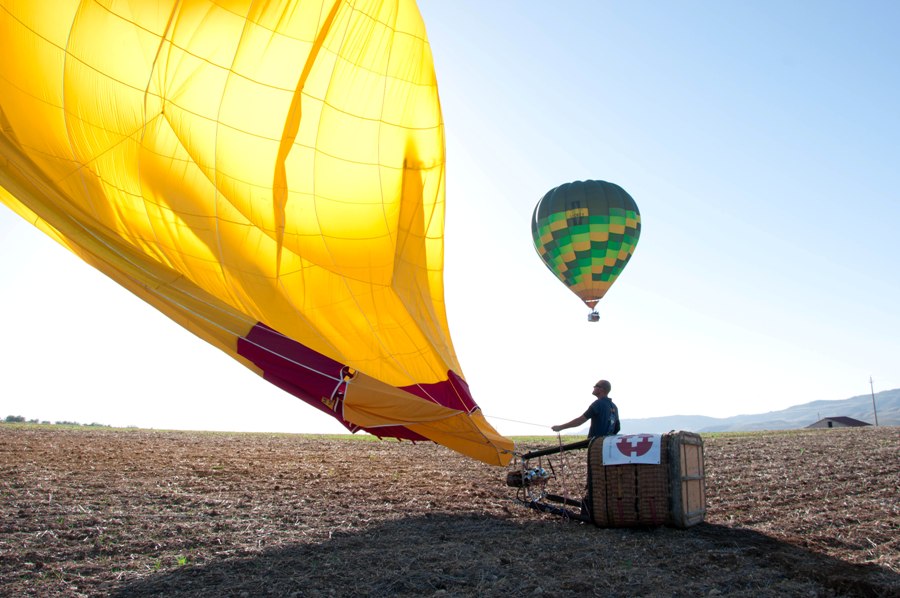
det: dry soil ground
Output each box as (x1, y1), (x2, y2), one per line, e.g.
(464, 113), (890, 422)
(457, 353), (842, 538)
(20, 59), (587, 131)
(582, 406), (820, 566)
(1, 425), (897, 597)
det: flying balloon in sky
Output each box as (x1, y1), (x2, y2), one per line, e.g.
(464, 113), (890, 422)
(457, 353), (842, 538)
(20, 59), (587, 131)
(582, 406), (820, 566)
(0, 0), (512, 465)
(531, 180), (641, 321)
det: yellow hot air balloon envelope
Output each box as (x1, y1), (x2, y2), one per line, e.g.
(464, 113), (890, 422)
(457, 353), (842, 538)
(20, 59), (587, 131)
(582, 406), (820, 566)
(0, 0), (512, 465)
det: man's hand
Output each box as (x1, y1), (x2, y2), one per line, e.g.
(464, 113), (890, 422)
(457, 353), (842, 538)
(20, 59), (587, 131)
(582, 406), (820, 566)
(551, 425), (562, 432)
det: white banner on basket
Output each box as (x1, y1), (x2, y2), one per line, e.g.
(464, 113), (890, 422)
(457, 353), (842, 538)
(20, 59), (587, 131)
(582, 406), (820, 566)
(602, 434), (663, 465)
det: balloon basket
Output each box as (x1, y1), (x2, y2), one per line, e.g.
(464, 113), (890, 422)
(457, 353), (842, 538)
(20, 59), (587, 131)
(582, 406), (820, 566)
(588, 311), (600, 322)
(508, 433), (707, 528)
(587, 432), (706, 528)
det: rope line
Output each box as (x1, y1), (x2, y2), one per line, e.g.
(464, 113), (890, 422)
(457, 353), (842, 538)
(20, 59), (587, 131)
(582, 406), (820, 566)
(482, 415), (549, 429)
(556, 432), (570, 517)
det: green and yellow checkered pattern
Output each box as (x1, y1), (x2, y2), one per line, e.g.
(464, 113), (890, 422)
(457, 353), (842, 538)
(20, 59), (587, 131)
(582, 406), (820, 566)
(531, 180), (641, 307)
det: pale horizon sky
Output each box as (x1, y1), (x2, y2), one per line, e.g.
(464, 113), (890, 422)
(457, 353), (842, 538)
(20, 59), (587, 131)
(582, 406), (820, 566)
(2, 1), (898, 437)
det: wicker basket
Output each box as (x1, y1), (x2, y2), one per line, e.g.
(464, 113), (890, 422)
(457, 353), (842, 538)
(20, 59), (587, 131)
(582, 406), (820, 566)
(587, 431), (706, 528)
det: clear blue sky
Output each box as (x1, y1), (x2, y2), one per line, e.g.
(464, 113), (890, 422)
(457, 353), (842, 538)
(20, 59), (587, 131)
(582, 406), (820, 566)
(2, 1), (898, 435)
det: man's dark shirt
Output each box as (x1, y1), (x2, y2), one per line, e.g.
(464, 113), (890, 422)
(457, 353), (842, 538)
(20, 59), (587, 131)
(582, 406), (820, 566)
(583, 396), (619, 438)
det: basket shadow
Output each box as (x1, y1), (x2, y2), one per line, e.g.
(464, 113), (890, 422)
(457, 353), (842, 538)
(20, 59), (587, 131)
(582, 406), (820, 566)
(108, 514), (898, 598)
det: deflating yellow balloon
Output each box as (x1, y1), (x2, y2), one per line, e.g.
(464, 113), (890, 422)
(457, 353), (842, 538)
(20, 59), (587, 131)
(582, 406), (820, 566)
(0, 0), (512, 465)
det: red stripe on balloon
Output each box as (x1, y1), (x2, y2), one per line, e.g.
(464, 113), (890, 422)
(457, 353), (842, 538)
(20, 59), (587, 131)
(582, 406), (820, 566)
(237, 322), (472, 441)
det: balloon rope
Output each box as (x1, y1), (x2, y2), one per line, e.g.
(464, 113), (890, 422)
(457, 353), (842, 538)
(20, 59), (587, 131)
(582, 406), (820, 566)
(556, 432), (570, 513)
(483, 414), (550, 429)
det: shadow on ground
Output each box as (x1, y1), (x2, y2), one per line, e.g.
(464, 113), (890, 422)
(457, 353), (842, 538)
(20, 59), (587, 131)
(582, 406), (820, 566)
(110, 514), (898, 598)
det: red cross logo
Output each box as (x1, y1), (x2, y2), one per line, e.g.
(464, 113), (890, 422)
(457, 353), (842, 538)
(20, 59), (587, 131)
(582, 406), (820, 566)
(616, 435), (655, 457)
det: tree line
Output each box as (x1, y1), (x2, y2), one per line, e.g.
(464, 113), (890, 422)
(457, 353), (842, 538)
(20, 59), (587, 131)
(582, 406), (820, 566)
(3, 415), (110, 427)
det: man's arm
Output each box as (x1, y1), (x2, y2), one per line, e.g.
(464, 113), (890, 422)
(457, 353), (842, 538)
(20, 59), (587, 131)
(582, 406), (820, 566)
(551, 415), (587, 432)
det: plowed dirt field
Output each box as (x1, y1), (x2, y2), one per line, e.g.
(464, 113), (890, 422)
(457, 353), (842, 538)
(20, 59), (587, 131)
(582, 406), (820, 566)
(1, 425), (897, 597)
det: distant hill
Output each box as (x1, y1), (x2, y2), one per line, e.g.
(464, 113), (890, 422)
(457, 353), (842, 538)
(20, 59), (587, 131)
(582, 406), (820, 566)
(615, 388), (899, 434)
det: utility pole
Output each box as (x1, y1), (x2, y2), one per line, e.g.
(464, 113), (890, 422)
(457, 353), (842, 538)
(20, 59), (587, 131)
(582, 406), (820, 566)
(869, 376), (879, 426)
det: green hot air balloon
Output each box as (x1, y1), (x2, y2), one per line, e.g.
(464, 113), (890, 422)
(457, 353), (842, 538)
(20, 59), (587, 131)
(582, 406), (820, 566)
(531, 180), (641, 321)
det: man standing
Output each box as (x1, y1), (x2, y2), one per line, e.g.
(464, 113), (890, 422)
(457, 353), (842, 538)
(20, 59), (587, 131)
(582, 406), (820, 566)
(552, 379), (620, 438)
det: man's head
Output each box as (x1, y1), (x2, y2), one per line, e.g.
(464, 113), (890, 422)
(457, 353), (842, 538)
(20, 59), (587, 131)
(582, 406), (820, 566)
(592, 379), (611, 398)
